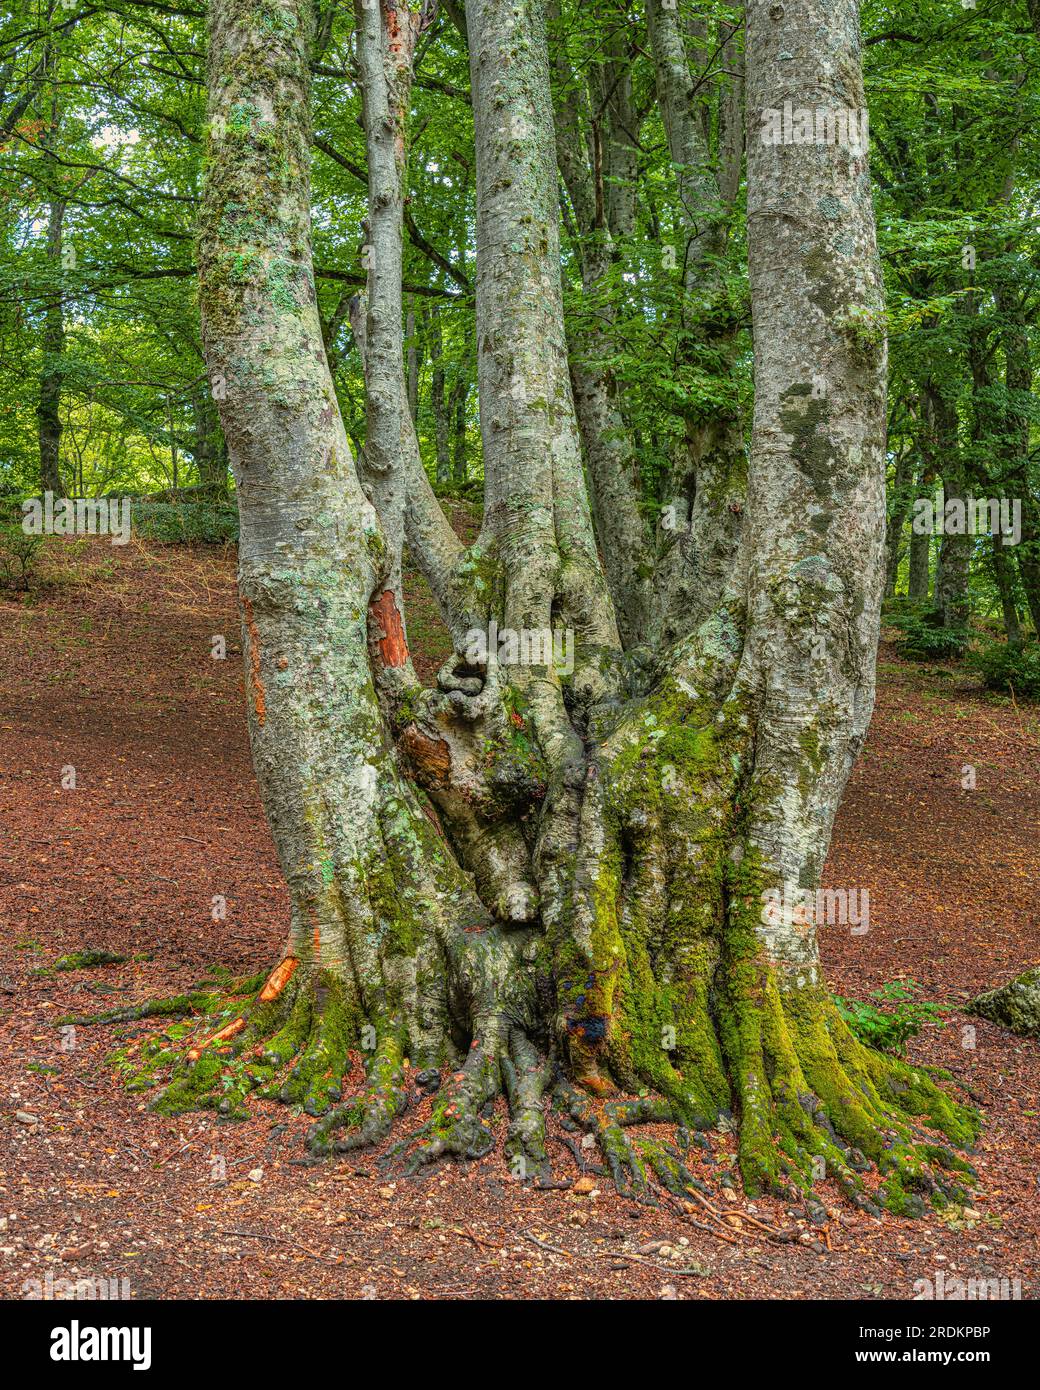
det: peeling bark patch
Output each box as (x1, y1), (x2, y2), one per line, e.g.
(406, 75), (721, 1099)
(400, 723), (452, 786)
(241, 594), (266, 726)
(258, 955), (298, 1002)
(186, 1015), (245, 1061)
(369, 588), (409, 668)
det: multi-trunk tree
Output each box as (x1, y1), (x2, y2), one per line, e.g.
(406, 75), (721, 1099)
(96, 0), (978, 1213)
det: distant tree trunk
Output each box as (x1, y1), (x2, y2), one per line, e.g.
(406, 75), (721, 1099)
(925, 385), (968, 628)
(549, 0), (653, 646)
(450, 377), (468, 482)
(37, 196), (66, 496)
(131, 0), (974, 1213)
(405, 295), (420, 425)
(644, 0), (746, 647)
(996, 283), (1040, 636)
(991, 536), (1022, 645)
(885, 441), (916, 597)
(428, 305), (451, 485)
(907, 501), (932, 601)
(191, 383), (229, 497)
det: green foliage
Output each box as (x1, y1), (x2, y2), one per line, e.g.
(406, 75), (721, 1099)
(968, 637), (1040, 701)
(0, 523), (45, 590)
(890, 607), (969, 661)
(130, 502), (239, 544)
(834, 980), (946, 1055)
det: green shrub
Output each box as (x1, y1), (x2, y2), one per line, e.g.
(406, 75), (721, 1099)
(0, 522), (44, 590)
(834, 979), (946, 1054)
(890, 607), (968, 661)
(968, 637), (1040, 701)
(131, 500), (239, 543)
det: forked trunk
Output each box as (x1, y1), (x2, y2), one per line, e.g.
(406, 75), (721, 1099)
(88, 0), (977, 1212)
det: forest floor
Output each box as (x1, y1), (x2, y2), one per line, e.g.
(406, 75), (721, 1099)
(1, 524), (1039, 1301)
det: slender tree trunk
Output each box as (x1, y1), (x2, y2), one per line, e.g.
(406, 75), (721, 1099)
(921, 383), (968, 629)
(996, 283), (1040, 636)
(191, 383), (229, 498)
(991, 536), (1022, 645)
(37, 196), (66, 496)
(549, 1), (653, 646)
(885, 442), (916, 597)
(907, 490), (932, 601)
(450, 377), (468, 482)
(644, 0), (746, 647)
(405, 295), (420, 425)
(428, 305), (451, 485)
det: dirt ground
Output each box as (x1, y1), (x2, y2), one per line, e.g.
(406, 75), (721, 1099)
(1, 535), (1038, 1301)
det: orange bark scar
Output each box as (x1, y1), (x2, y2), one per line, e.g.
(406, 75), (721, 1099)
(400, 723), (451, 786)
(259, 955), (298, 1003)
(369, 588), (410, 668)
(240, 594), (266, 726)
(187, 1016), (245, 1061)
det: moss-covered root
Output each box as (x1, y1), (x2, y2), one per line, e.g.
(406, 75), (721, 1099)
(720, 967), (980, 1216)
(78, 957), (365, 1122)
(502, 1028), (552, 1181)
(305, 1028), (409, 1157)
(368, 1013), (513, 1174)
(55, 971), (267, 1029)
(553, 1077), (688, 1202)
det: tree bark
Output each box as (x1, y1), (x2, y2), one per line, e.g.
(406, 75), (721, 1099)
(37, 196), (66, 497)
(428, 304), (451, 485)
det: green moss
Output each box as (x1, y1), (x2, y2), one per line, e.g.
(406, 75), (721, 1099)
(53, 949), (128, 972)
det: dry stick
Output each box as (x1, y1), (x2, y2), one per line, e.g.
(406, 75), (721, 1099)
(592, 1249), (705, 1277)
(451, 1226), (500, 1251)
(679, 1185), (791, 1243)
(153, 1140), (192, 1169)
(199, 1223), (343, 1266)
(522, 1229), (571, 1258)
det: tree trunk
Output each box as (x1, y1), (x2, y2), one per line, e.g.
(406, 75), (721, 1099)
(98, 0), (975, 1212)
(37, 196), (66, 497)
(996, 283), (1040, 636)
(924, 385), (969, 630)
(884, 442), (916, 597)
(428, 305), (451, 485)
(644, 0), (747, 648)
(450, 377), (468, 483)
(907, 518), (932, 602)
(405, 295), (420, 425)
(190, 383), (229, 498)
(991, 536), (1022, 645)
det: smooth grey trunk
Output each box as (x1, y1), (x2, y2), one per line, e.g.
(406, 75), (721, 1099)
(741, 0), (887, 976)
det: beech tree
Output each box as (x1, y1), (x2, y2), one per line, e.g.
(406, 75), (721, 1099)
(94, 0), (979, 1211)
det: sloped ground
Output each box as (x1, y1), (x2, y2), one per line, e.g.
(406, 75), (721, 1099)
(0, 534), (1037, 1301)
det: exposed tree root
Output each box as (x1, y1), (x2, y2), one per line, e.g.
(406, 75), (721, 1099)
(64, 939), (979, 1216)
